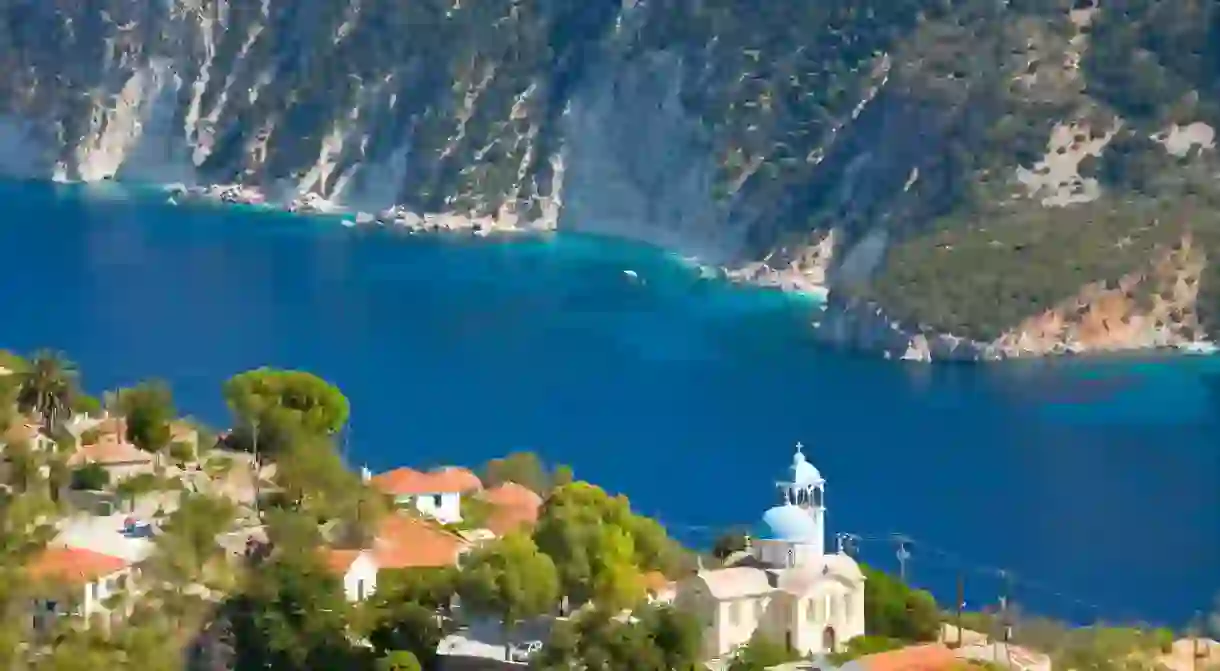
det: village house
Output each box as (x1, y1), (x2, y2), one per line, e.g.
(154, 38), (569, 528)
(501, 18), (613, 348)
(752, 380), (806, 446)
(67, 417), (156, 481)
(321, 549), (380, 602)
(321, 511), (471, 602)
(478, 481), (544, 537)
(369, 466), (483, 524)
(26, 546), (139, 633)
(3, 421), (56, 452)
(673, 443), (866, 661)
(0, 421), (57, 486)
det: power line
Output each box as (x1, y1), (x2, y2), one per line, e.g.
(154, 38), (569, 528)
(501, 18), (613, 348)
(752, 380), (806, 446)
(663, 521), (1157, 625)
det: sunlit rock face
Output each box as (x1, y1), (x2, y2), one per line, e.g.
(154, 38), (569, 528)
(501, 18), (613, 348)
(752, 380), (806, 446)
(2, 0), (1219, 356)
(0, 0), (1012, 262)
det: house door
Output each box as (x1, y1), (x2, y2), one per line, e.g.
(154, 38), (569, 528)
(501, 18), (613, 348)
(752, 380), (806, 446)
(822, 626), (836, 652)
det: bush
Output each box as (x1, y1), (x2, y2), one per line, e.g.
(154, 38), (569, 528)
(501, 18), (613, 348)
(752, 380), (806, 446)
(70, 463), (110, 491)
(168, 441), (195, 464)
(80, 428), (102, 445)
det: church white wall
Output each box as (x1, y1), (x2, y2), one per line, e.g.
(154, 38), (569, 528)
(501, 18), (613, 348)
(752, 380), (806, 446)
(716, 597), (764, 656)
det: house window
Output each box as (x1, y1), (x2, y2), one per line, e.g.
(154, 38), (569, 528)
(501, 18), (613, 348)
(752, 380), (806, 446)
(433, 494), (444, 508)
(357, 579), (366, 601)
(90, 582), (99, 601)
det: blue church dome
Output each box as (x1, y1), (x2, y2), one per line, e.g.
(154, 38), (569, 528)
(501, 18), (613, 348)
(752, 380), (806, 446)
(758, 504), (819, 542)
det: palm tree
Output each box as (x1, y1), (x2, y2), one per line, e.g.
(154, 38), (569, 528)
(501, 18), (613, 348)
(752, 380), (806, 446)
(15, 351), (79, 432)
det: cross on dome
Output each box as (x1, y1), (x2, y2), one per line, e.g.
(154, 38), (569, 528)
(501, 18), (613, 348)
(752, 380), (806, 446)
(790, 441), (822, 486)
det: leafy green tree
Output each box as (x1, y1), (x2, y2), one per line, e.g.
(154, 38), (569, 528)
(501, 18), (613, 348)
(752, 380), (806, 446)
(375, 567), (458, 611)
(118, 380), (177, 453)
(378, 650), (423, 671)
(274, 435), (381, 534)
(458, 532), (560, 659)
(481, 451), (573, 494)
(367, 601), (445, 671)
(727, 633), (800, 671)
(230, 552), (362, 669)
(712, 530), (749, 559)
(222, 368), (350, 455)
(16, 350), (79, 431)
(532, 605), (702, 671)
(861, 565), (941, 641)
(70, 463), (110, 491)
(533, 481), (684, 607)
(149, 493), (237, 586)
(72, 393), (102, 417)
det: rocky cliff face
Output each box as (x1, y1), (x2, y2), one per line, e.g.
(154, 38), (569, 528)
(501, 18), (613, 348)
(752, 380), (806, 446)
(0, 0), (1216, 358)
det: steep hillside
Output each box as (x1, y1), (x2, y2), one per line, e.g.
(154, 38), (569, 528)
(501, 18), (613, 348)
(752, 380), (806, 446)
(0, 0), (1215, 358)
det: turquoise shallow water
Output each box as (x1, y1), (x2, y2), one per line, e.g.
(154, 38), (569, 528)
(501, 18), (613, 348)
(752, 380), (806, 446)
(1, 179), (1216, 627)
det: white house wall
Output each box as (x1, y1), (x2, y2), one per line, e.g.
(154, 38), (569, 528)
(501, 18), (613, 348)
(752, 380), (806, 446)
(396, 492), (462, 524)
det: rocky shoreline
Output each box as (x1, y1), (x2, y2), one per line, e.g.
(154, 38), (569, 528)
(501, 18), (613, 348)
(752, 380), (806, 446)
(163, 183), (557, 238)
(810, 292), (1219, 363)
(158, 183), (1217, 364)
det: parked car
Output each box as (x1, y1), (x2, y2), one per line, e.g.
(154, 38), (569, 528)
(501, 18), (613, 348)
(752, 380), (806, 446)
(508, 641), (542, 663)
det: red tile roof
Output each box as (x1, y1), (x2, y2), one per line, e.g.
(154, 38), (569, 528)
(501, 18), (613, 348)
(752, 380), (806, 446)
(372, 513), (467, 569)
(642, 571), (672, 595)
(479, 482), (543, 535)
(481, 482), (542, 509)
(3, 422), (41, 445)
(859, 644), (961, 671)
(319, 549), (364, 575)
(371, 466), (483, 496)
(28, 547), (130, 585)
(68, 435), (154, 466)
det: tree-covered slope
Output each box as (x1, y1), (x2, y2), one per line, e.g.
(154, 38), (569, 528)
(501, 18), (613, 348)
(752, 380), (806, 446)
(0, 0), (1215, 354)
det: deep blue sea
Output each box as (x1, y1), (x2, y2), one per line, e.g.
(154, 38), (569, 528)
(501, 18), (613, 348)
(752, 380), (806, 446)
(1, 179), (1216, 628)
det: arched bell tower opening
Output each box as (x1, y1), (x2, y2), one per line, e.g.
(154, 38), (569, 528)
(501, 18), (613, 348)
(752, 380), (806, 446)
(785, 442), (825, 558)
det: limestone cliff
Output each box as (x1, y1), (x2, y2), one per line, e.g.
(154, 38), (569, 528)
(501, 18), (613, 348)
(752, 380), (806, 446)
(0, 0), (1216, 358)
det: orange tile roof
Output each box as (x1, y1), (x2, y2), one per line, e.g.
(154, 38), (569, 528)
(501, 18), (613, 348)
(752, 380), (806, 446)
(642, 571), (672, 595)
(433, 466), (483, 492)
(485, 506), (539, 536)
(371, 466), (483, 495)
(319, 549), (364, 575)
(859, 644), (960, 671)
(480, 482), (543, 535)
(28, 547), (130, 585)
(3, 422), (41, 445)
(481, 482), (543, 510)
(68, 436), (154, 466)
(372, 513), (466, 569)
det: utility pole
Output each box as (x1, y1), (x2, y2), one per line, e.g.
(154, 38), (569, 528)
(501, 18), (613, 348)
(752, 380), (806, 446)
(1190, 611), (1203, 671)
(956, 572), (966, 648)
(251, 417), (260, 523)
(896, 536), (912, 583)
(997, 570), (1014, 669)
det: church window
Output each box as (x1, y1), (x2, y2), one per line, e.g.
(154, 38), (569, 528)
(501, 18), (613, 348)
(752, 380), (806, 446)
(843, 595), (852, 620)
(755, 599), (765, 621)
(825, 595), (834, 621)
(729, 601), (740, 626)
(807, 599), (818, 623)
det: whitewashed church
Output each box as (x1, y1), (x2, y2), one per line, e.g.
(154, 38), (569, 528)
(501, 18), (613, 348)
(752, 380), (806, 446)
(674, 443), (866, 660)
